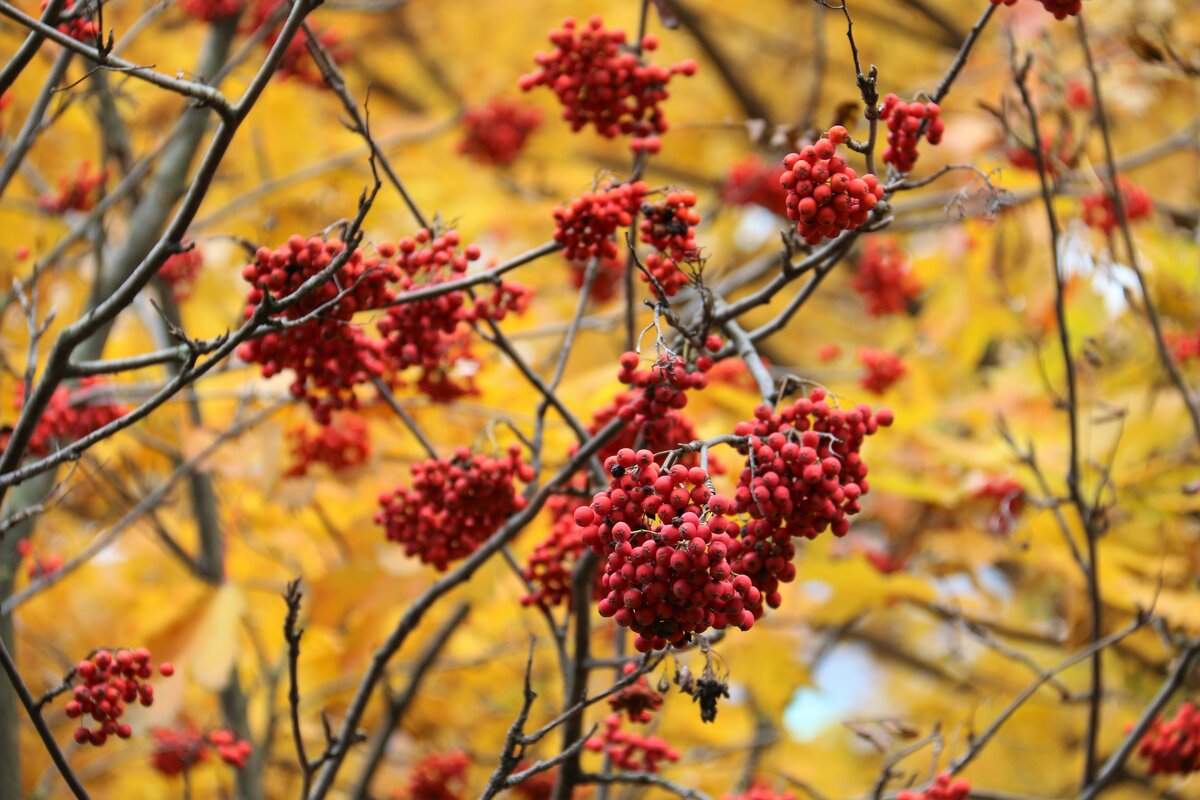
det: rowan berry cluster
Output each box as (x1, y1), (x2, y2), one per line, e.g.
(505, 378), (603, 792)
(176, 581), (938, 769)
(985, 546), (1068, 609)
(518, 16), (697, 153)
(553, 181), (648, 262)
(43, 0), (97, 41)
(521, 496), (593, 609)
(1006, 131), (1073, 176)
(1080, 178), (1154, 234)
(988, 0), (1080, 19)
(566, 253), (625, 304)
(722, 784), (796, 800)
(638, 190), (701, 296)
(585, 713), (679, 772)
(1136, 701), (1200, 775)
(731, 390), (891, 610)
(458, 99), (542, 167)
(8, 377), (127, 458)
(178, 0), (241, 21)
(720, 157), (788, 213)
(880, 94), (944, 173)
(897, 773), (970, 800)
(245, 0), (347, 86)
(150, 725), (253, 776)
(404, 751), (470, 800)
(1167, 329), (1200, 364)
(376, 445), (533, 571)
(237, 235), (395, 424)
(858, 347), (906, 395)
(38, 162), (107, 214)
(285, 414), (370, 477)
(609, 663), (664, 723)
(972, 475), (1025, 535)
(15, 539), (62, 579)
(64, 649), (173, 747)
(158, 244), (204, 302)
(782, 128), (884, 245)
(852, 238), (921, 317)
(511, 762), (557, 800)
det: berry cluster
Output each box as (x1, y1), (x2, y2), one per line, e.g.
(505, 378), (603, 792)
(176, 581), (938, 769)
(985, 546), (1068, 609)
(782, 128), (884, 245)
(285, 414), (370, 477)
(178, 0), (241, 21)
(1080, 178), (1153, 234)
(1065, 79), (1092, 110)
(586, 713), (679, 771)
(244, 0), (347, 86)
(731, 390), (892, 610)
(150, 725), (252, 776)
(638, 190), (700, 296)
(852, 238), (921, 317)
(7, 377), (127, 458)
(376, 445), (533, 571)
(858, 348), (906, 395)
(578, 452), (760, 652)
(65, 649), (174, 747)
(880, 94), (944, 173)
(988, 0), (1080, 19)
(521, 496), (594, 609)
(605, 351), (710, 457)
(722, 784), (797, 800)
(609, 663), (664, 723)
(39, 162), (107, 214)
(236, 236), (396, 424)
(404, 751), (469, 800)
(566, 253), (625, 304)
(972, 475), (1025, 536)
(511, 762), (557, 800)
(897, 773), (970, 800)
(518, 16), (697, 153)
(43, 0), (97, 41)
(720, 157), (788, 213)
(158, 244), (204, 302)
(458, 99), (542, 167)
(553, 181), (648, 262)
(15, 539), (62, 579)
(1006, 131), (1073, 177)
(1167, 329), (1200, 365)
(1136, 701), (1200, 775)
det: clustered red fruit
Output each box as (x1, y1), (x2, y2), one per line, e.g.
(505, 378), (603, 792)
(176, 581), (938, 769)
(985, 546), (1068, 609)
(720, 157), (789, 213)
(43, 0), (97, 41)
(880, 94), (944, 173)
(1135, 701), (1200, 775)
(722, 783), (797, 800)
(1167, 329), (1200, 365)
(638, 190), (701, 297)
(236, 236), (395, 425)
(158, 244), (204, 302)
(521, 496), (593, 609)
(244, 0), (347, 86)
(1065, 78), (1092, 110)
(38, 162), (108, 214)
(972, 475), (1025, 536)
(6, 377), (127, 458)
(285, 414), (370, 477)
(150, 725), (252, 776)
(376, 445), (533, 570)
(586, 712), (679, 771)
(553, 181), (648, 262)
(988, 0), (1080, 19)
(65, 649), (173, 747)
(782, 128), (884, 245)
(852, 238), (921, 317)
(1006, 130), (1074, 176)
(731, 390), (891, 610)
(577, 452), (759, 652)
(609, 663), (664, 723)
(858, 347), (906, 395)
(457, 99), (542, 167)
(403, 751), (470, 800)
(518, 16), (697, 153)
(1080, 178), (1154, 234)
(898, 774), (970, 800)
(566, 253), (625, 304)
(511, 761), (557, 800)
(178, 0), (241, 21)
(15, 539), (62, 579)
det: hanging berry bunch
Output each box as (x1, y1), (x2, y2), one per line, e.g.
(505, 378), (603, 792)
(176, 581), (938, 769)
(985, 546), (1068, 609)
(42, 0), (97, 41)
(720, 156), (789, 214)
(285, 413), (370, 477)
(6, 377), (127, 458)
(158, 244), (204, 302)
(585, 712), (680, 771)
(897, 773), (971, 800)
(376, 444), (533, 571)
(609, 662), (664, 723)
(457, 99), (543, 167)
(236, 235), (396, 425)
(403, 751), (470, 800)
(518, 16), (697, 153)
(1135, 701), (1200, 775)
(63, 649), (174, 747)
(243, 0), (347, 86)
(731, 389), (892, 611)
(553, 180), (648, 262)
(1080, 178), (1153, 234)
(150, 725), (253, 776)
(638, 189), (701, 297)
(880, 94), (944, 173)
(858, 347), (906, 395)
(852, 238), (921, 317)
(566, 252), (626, 304)
(576, 450), (760, 652)
(781, 127), (884, 245)
(521, 496), (596, 609)
(38, 162), (107, 214)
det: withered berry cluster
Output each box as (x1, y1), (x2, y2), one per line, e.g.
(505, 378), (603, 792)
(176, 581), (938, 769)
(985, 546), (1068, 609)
(519, 16), (697, 153)
(852, 238), (921, 317)
(609, 662), (665, 723)
(376, 445), (533, 570)
(782, 128), (884, 245)
(880, 94), (944, 173)
(65, 649), (174, 747)
(457, 99), (543, 167)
